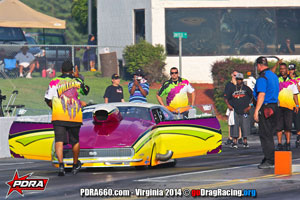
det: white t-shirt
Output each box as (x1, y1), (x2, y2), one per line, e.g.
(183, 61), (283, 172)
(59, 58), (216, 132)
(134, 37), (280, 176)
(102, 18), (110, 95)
(15, 52), (35, 64)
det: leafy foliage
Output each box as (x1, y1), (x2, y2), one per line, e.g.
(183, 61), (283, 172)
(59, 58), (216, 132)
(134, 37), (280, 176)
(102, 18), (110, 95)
(71, 0), (97, 35)
(20, 0), (97, 44)
(123, 40), (167, 83)
(212, 58), (300, 115)
(211, 58), (254, 115)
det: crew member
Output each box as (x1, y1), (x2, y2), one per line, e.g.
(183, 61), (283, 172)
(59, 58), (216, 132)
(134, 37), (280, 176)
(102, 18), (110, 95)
(275, 63), (299, 151)
(45, 61), (90, 176)
(156, 67), (195, 113)
(253, 56), (279, 169)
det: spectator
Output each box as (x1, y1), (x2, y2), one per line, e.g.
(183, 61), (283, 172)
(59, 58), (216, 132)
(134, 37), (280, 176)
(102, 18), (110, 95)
(128, 69), (149, 103)
(87, 34), (97, 71)
(224, 73), (253, 148)
(156, 67), (195, 113)
(276, 63), (299, 151)
(253, 56), (279, 169)
(45, 61), (90, 176)
(279, 38), (295, 54)
(103, 73), (124, 103)
(288, 63), (297, 79)
(288, 63), (300, 148)
(224, 70), (238, 145)
(15, 46), (37, 78)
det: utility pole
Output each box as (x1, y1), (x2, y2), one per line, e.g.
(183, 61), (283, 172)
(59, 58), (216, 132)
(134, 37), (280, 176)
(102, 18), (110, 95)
(88, 0), (92, 35)
(173, 32), (187, 77)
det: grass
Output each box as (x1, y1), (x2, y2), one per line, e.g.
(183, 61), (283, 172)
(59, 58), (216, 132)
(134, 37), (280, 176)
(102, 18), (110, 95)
(0, 71), (159, 110)
(0, 72), (228, 136)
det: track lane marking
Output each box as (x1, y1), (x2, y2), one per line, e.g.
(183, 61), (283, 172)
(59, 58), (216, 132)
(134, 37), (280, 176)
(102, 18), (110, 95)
(137, 158), (300, 182)
(0, 162), (35, 166)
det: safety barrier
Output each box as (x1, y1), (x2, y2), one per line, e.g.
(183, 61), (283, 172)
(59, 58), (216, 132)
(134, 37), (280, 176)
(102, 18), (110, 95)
(0, 115), (50, 158)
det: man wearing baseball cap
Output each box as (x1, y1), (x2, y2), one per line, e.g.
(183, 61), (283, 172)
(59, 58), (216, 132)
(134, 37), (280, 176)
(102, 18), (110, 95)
(224, 73), (253, 149)
(103, 73), (124, 103)
(253, 56), (279, 169)
(288, 63), (297, 79)
(128, 69), (149, 103)
(288, 63), (300, 148)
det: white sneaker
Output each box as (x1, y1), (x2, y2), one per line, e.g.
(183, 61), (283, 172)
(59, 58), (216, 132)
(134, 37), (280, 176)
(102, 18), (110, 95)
(19, 74), (23, 78)
(26, 73), (32, 79)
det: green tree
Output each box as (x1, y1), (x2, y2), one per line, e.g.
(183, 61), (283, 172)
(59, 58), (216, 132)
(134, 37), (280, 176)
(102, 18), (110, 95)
(123, 40), (167, 83)
(21, 0), (89, 44)
(71, 0), (97, 35)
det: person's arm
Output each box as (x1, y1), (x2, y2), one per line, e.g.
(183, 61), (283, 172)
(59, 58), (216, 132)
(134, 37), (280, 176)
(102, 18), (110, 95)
(129, 81), (136, 95)
(243, 87), (253, 113)
(156, 94), (165, 106)
(44, 81), (56, 109)
(137, 82), (148, 97)
(103, 86), (110, 103)
(254, 92), (265, 122)
(45, 98), (52, 108)
(224, 98), (233, 110)
(156, 82), (167, 106)
(224, 83), (233, 110)
(121, 99), (125, 102)
(191, 91), (195, 106)
(293, 94), (299, 114)
(271, 59), (282, 73)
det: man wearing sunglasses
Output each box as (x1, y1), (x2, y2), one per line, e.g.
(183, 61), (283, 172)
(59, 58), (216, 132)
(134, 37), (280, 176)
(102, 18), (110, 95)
(156, 67), (195, 113)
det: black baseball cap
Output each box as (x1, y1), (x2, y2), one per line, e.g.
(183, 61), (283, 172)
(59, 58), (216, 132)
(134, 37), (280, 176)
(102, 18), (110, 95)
(134, 69), (144, 76)
(61, 60), (73, 72)
(288, 63), (296, 70)
(255, 56), (268, 66)
(111, 73), (120, 79)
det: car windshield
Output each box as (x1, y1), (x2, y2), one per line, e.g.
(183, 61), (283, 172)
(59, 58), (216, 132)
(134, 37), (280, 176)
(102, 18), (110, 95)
(117, 106), (152, 121)
(0, 27), (25, 41)
(25, 36), (37, 44)
(82, 106), (152, 121)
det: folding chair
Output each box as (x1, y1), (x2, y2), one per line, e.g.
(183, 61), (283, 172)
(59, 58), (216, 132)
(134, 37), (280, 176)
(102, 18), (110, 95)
(3, 58), (18, 79)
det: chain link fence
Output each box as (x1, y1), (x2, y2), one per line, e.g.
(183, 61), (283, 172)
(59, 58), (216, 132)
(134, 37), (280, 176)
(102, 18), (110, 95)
(0, 44), (127, 79)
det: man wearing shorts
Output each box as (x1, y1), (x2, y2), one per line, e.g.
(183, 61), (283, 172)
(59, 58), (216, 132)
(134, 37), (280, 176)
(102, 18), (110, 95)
(15, 46), (36, 78)
(276, 63), (299, 151)
(224, 73), (253, 148)
(45, 61), (90, 176)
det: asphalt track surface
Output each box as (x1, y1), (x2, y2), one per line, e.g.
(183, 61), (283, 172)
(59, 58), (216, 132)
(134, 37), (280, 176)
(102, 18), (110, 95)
(1, 135), (300, 200)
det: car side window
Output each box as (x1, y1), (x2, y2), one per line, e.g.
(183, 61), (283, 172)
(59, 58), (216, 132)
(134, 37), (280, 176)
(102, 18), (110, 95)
(152, 109), (161, 124)
(160, 107), (174, 120)
(152, 108), (168, 123)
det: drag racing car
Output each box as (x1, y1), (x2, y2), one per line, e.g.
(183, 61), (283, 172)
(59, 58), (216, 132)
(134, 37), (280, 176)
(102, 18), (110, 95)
(8, 103), (222, 168)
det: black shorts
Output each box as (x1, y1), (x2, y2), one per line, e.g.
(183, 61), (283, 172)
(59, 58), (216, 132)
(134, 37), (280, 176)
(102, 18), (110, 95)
(276, 107), (293, 131)
(53, 125), (81, 146)
(294, 111), (300, 131)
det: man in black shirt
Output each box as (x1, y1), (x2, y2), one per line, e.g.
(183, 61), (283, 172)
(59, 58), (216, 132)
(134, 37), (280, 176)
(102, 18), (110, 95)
(224, 73), (253, 148)
(103, 74), (124, 103)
